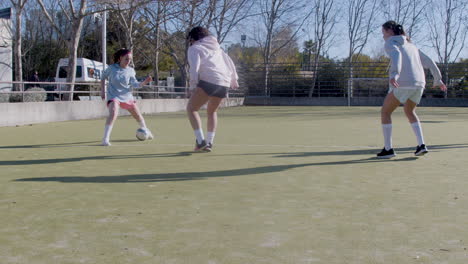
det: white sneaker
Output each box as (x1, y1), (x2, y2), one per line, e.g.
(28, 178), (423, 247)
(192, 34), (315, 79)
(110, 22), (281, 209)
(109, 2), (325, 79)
(101, 139), (111, 146)
(145, 128), (154, 140)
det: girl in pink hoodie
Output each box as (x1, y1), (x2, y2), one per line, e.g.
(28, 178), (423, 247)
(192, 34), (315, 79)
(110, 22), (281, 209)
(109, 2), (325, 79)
(186, 27), (239, 152)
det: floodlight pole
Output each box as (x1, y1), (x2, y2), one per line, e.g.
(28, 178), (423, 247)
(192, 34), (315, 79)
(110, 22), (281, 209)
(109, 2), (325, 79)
(102, 10), (107, 70)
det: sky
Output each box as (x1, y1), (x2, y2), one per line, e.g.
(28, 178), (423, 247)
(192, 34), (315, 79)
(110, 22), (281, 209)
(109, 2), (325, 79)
(1, 1), (466, 63)
(223, 1), (468, 63)
(226, 23), (468, 63)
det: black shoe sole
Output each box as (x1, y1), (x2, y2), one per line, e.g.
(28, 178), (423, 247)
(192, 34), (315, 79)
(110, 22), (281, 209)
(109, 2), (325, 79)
(194, 146), (211, 153)
(376, 154), (396, 159)
(415, 150), (428, 156)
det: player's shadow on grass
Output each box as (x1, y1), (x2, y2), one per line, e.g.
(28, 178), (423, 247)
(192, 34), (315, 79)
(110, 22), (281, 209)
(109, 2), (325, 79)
(0, 139), (155, 149)
(15, 157), (418, 183)
(420, 120), (447, 123)
(0, 152), (193, 166)
(3, 143), (466, 166)
(0, 141), (100, 149)
(224, 143), (468, 158)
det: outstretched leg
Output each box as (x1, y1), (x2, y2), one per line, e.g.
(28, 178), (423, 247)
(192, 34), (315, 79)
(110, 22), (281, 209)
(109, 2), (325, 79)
(377, 92), (400, 158)
(404, 99), (427, 155)
(380, 92), (400, 150)
(128, 105), (153, 139)
(102, 101), (120, 146)
(206, 96), (224, 149)
(187, 88), (210, 150)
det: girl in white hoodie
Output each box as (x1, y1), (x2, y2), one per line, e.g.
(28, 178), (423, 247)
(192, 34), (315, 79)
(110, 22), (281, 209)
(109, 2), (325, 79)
(186, 27), (239, 152)
(377, 21), (447, 158)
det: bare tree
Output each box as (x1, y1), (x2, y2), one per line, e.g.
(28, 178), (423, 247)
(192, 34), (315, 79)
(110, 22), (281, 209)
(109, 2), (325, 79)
(36, 0), (107, 100)
(425, 0), (468, 91)
(208, 0), (255, 44)
(9, 0), (28, 90)
(380, 0), (428, 39)
(346, 0), (378, 63)
(138, 0), (182, 87)
(256, 0), (310, 96)
(152, 0), (252, 89)
(158, 0), (203, 88)
(344, 0), (378, 100)
(106, 0), (153, 52)
(306, 0), (339, 97)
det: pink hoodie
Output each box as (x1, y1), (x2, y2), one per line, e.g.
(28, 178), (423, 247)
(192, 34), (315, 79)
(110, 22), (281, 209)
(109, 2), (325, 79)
(187, 36), (239, 90)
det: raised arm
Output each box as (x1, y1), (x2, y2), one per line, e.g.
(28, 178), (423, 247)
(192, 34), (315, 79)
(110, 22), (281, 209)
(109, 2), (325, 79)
(222, 51), (239, 89)
(419, 50), (443, 87)
(129, 68), (142, 89)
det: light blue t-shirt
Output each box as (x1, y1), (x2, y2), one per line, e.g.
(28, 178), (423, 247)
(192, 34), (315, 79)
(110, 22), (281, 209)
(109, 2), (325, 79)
(102, 63), (140, 102)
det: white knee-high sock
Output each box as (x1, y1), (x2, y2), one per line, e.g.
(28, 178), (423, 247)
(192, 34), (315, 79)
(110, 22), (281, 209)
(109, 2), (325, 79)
(194, 129), (205, 144)
(139, 119), (147, 128)
(103, 124), (114, 141)
(382, 124), (393, 150)
(411, 121), (425, 146)
(206, 132), (215, 144)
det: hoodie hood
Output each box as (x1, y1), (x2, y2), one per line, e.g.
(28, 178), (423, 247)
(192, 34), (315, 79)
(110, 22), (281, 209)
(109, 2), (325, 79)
(193, 36), (221, 54)
(387, 35), (406, 46)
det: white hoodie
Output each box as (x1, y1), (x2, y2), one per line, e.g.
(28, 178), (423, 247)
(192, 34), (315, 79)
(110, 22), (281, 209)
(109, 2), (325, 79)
(187, 36), (239, 90)
(385, 35), (442, 89)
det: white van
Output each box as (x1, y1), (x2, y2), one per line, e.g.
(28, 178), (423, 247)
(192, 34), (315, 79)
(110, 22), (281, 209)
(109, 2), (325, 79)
(55, 58), (106, 83)
(55, 58), (107, 99)
(55, 58), (107, 100)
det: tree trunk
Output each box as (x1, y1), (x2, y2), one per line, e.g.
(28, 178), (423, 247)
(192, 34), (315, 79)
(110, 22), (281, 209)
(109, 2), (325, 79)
(13, 5), (23, 91)
(65, 18), (84, 101)
(264, 33), (272, 97)
(307, 58), (320, 98)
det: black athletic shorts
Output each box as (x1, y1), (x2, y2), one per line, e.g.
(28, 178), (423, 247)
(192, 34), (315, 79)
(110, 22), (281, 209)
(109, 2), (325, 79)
(198, 80), (228, 98)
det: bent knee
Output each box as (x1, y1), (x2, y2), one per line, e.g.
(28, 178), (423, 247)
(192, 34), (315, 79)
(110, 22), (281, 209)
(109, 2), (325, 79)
(109, 108), (119, 117)
(206, 109), (218, 115)
(404, 107), (415, 115)
(186, 104), (199, 112)
(381, 109), (392, 117)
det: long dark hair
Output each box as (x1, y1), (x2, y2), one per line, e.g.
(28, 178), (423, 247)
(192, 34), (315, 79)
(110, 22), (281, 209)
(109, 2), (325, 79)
(187, 26), (211, 41)
(382, 20), (406, 36)
(113, 49), (131, 63)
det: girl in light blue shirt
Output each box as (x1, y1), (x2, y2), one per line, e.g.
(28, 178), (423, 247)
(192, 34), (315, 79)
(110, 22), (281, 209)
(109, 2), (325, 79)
(100, 49), (153, 146)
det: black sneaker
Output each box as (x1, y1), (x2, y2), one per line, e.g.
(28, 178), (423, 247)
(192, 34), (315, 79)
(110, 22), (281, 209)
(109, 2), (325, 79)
(414, 144), (428, 156)
(376, 147), (396, 159)
(204, 143), (213, 152)
(194, 140), (208, 152)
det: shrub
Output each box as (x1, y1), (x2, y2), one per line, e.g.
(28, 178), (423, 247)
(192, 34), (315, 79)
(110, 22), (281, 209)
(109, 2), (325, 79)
(137, 86), (157, 99)
(9, 87), (47, 103)
(0, 93), (9, 103)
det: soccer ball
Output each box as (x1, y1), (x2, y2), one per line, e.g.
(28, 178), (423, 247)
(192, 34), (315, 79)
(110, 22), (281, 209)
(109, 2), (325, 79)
(136, 128), (149, 141)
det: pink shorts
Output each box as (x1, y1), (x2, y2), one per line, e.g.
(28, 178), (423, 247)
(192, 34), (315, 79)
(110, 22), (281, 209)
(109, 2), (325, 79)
(107, 99), (137, 110)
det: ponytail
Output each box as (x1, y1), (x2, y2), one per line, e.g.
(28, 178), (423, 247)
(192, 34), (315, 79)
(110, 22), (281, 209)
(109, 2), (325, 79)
(395, 24), (405, 35)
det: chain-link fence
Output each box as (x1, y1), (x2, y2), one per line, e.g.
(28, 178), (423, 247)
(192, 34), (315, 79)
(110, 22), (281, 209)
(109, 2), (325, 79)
(0, 81), (244, 103)
(240, 61), (468, 99)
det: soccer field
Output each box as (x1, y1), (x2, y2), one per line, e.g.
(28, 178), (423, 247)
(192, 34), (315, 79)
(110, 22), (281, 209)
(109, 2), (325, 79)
(1, 106), (467, 264)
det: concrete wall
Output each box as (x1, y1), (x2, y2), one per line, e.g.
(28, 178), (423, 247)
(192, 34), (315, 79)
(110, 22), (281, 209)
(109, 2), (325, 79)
(244, 96), (468, 107)
(0, 98), (244, 127)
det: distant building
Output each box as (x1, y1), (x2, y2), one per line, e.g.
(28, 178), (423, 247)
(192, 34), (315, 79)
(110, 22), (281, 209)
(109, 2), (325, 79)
(0, 8), (12, 92)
